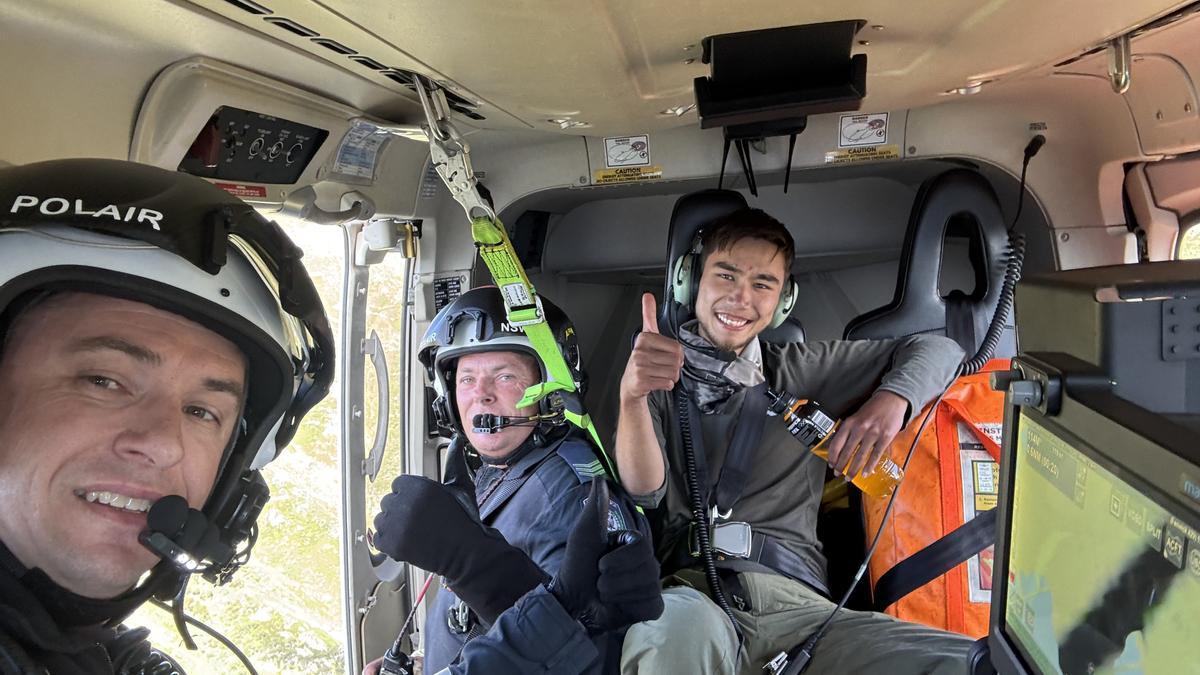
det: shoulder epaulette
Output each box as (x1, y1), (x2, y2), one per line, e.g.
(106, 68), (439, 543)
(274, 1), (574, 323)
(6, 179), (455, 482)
(556, 440), (608, 484)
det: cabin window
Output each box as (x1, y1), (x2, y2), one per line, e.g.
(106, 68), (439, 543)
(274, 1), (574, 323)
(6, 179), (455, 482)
(126, 219), (346, 673)
(1179, 213), (1200, 260)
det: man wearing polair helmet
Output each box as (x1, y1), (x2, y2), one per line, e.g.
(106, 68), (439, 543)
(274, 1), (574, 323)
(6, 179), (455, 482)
(0, 159), (333, 674)
(371, 287), (658, 674)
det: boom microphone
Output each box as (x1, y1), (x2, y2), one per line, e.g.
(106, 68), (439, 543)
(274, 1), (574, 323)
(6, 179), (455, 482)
(139, 495), (233, 573)
(472, 412), (559, 434)
(472, 410), (544, 429)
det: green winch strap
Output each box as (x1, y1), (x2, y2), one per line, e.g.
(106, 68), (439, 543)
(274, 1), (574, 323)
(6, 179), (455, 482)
(471, 215), (619, 480)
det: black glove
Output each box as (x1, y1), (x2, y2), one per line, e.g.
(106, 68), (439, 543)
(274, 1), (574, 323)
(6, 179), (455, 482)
(595, 529), (664, 629)
(372, 475), (547, 625)
(547, 478), (611, 621)
(549, 480), (665, 633)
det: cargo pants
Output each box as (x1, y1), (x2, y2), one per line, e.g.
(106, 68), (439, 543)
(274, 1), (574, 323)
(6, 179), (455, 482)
(620, 571), (974, 674)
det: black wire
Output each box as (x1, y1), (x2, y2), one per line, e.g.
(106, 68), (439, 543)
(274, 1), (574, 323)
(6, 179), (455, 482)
(1011, 159), (1030, 232)
(676, 385), (744, 649)
(961, 234), (1024, 376)
(170, 578), (195, 651)
(149, 599), (258, 675)
(1010, 135), (1045, 232)
(789, 371), (958, 671)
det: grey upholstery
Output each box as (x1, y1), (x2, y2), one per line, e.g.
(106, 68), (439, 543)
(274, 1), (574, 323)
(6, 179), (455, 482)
(760, 313), (806, 345)
(843, 169), (1016, 359)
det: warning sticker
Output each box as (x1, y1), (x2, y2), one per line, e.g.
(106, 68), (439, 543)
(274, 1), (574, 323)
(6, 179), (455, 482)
(603, 135), (651, 167)
(838, 112), (889, 147)
(500, 282), (533, 307)
(214, 182), (268, 199)
(433, 275), (464, 312)
(593, 166), (663, 185)
(960, 436), (1000, 604)
(960, 421), (1003, 448)
(332, 120), (391, 182)
(824, 144), (900, 165)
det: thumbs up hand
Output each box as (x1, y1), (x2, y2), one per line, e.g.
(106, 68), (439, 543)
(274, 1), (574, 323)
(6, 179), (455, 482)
(619, 293), (685, 402)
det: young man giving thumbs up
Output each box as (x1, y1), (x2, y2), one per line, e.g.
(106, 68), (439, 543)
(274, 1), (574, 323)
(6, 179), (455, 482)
(614, 208), (973, 675)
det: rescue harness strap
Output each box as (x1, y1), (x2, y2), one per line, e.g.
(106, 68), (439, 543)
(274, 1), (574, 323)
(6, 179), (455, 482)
(414, 76), (616, 480)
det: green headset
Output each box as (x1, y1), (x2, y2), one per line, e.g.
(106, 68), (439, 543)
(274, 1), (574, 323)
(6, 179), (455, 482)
(669, 231), (799, 329)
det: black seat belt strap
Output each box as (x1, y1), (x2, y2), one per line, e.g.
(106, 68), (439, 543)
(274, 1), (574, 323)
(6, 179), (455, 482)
(872, 507), (998, 611)
(945, 292), (978, 354)
(712, 382), (768, 515)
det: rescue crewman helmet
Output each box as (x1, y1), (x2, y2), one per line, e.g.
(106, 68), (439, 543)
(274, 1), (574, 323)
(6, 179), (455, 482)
(418, 286), (584, 437)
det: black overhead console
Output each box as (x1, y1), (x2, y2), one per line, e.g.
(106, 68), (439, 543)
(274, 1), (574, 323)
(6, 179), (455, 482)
(178, 105), (329, 186)
(693, 20), (868, 195)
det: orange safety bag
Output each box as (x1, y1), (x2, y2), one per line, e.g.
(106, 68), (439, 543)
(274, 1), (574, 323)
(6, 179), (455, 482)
(862, 358), (1009, 638)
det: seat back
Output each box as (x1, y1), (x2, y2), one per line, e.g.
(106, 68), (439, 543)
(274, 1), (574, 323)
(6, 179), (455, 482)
(843, 169), (1015, 358)
(760, 313), (806, 344)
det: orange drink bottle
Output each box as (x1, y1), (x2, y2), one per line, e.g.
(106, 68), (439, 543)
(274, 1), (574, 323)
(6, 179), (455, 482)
(767, 390), (904, 499)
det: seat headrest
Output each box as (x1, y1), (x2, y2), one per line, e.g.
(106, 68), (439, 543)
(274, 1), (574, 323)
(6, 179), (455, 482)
(843, 169), (1015, 357)
(760, 313), (805, 344)
(659, 189), (749, 335)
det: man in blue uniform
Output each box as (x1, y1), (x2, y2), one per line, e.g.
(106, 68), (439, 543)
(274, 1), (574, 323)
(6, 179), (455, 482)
(373, 287), (650, 673)
(375, 475), (662, 675)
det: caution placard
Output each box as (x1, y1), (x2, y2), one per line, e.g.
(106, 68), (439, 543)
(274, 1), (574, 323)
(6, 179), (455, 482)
(214, 182), (268, 199)
(823, 144), (900, 165)
(604, 135), (651, 167)
(593, 166), (663, 185)
(839, 112), (889, 147)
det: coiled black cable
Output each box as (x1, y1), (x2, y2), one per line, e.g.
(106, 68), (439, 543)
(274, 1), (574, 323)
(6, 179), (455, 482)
(961, 232), (1025, 376)
(676, 386), (742, 643)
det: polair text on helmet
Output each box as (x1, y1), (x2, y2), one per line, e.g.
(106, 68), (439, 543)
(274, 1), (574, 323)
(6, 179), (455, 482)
(8, 194), (163, 231)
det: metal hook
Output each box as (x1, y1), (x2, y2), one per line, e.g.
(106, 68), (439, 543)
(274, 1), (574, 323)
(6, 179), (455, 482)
(1107, 34), (1132, 95)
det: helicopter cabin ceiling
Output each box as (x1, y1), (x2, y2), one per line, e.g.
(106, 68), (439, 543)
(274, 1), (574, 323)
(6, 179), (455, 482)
(177, 0), (1197, 135)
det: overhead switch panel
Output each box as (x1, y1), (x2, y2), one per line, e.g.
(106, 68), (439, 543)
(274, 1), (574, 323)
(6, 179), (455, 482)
(178, 105), (329, 185)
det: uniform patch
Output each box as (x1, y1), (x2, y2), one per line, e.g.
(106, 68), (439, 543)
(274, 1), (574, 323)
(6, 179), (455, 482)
(557, 441), (608, 483)
(606, 498), (627, 532)
(580, 493), (628, 533)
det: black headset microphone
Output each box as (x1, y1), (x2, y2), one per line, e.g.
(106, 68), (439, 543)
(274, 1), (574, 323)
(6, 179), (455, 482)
(138, 495), (233, 574)
(471, 411), (564, 434)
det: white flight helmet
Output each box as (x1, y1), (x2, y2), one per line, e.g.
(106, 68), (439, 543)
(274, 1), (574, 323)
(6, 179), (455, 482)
(0, 158), (334, 587)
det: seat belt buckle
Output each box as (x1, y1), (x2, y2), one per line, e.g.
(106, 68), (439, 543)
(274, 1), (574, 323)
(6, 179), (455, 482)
(689, 518), (753, 559)
(712, 520), (753, 558)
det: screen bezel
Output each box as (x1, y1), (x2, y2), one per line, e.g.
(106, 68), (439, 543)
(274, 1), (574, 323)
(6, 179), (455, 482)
(988, 393), (1199, 674)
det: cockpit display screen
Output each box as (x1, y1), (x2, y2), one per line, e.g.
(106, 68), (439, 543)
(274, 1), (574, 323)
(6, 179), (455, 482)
(1004, 413), (1199, 675)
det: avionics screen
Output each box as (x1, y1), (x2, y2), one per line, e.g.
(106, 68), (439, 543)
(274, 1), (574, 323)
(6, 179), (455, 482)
(1004, 413), (1199, 675)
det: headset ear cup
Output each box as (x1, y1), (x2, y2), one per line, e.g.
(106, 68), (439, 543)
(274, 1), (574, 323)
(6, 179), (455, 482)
(671, 253), (697, 311)
(770, 276), (799, 329)
(433, 396), (453, 435)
